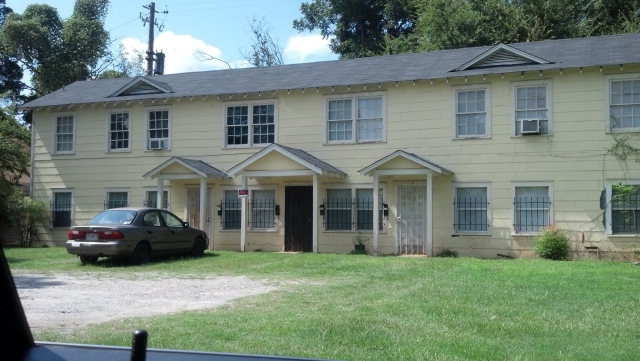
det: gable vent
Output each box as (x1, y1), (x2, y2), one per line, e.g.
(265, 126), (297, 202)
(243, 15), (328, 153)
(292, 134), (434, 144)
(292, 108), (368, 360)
(471, 49), (538, 69)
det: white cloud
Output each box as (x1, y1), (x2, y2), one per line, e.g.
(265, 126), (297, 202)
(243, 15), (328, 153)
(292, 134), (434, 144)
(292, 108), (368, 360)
(121, 31), (230, 74)
(284, 34), (335, 63)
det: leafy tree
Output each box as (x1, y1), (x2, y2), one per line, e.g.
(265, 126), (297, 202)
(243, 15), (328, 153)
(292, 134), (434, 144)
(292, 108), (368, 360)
(242, 18), (284, 67)
(0, 0), (109, 96)
(0, 2), (25, 106)
(294, 0), (419, 58)
(0, 106), (30, 225)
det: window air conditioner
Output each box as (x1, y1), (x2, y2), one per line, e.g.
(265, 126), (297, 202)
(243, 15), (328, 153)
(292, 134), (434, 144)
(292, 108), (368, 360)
(520, 119), (541, 135)
(149, 139), (168, 150)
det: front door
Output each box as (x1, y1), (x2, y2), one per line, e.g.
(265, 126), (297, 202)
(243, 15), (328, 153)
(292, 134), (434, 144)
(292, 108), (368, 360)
(397, 184), (427, 255)
(187, 187), (213, 243)
(285, 186), (313, 252)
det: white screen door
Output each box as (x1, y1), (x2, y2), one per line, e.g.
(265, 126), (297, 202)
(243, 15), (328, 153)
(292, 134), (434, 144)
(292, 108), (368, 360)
(187, 187), (213, 241)
(397, 184), (427, 255)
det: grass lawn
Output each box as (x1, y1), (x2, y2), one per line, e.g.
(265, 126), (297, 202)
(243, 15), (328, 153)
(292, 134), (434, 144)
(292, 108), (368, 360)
(7, 247), (640, 361)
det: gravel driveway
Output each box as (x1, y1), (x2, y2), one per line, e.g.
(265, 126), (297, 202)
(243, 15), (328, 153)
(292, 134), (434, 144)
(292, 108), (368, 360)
(13, 272), (278, 333)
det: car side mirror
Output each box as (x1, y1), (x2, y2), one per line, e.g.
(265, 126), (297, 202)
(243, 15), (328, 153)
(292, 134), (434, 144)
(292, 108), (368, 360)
(183, 222), (189, 228)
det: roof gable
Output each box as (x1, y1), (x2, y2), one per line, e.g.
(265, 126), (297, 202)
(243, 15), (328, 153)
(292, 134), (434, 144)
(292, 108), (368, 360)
(359, 150), (453, 176)
(109, 76), (174, 97)
(455, 44), (552, 71)
(144, 156), (228, 179)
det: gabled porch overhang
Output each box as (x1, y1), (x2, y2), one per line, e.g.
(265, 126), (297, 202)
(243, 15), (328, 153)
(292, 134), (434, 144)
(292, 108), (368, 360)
(359, 150), (453, 255)
(143, 157), (229, 231)
(227, 143), (346, 252)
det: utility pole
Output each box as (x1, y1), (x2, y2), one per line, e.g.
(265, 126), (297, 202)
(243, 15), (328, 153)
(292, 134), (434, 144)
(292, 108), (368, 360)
(141, 2), (168, 75)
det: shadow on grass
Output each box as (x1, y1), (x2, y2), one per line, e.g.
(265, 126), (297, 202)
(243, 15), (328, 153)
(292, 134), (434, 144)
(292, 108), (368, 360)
(74, 251), (219, 268)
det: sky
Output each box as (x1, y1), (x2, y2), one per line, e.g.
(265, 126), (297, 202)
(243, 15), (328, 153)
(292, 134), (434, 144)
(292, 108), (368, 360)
(10, 0), (338, 74)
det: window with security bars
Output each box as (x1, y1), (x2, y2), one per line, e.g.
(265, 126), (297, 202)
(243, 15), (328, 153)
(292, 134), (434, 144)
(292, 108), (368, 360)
(454, 187), (488, 232)
(109, 112), (130, 151)
(225, 103), (275, 146)
(325, 189), (383, 231)
(220, 190), (241, 230)
(513, 186), (550, 233)
(106, 191), (128, 209)
(611, 184), (640, 233)
(250, 190), (276, 229)
(55, 115), (74, 153)
(144, 191), (168, 209)
(51, 192), (72, 227)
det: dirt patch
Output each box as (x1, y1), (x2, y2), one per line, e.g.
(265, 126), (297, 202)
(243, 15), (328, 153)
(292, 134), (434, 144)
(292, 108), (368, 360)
(13, 272), (278, 333)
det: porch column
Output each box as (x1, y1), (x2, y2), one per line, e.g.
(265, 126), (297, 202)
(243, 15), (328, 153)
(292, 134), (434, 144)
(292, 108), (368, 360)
(372, 174), (379, 255)
(156, 178), (163, 208)
(312, 174), (318, 253)
(199, 177), (206, 232)
(426, 173), (433, 256)
(240, 175), (247, 252)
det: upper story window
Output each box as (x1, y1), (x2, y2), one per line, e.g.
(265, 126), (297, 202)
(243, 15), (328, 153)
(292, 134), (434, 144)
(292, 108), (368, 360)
(513, 183), (551, 234)
(514, 82), (551, 136)
(455, 87), (489, 138)
(326, 93), (385, 144)
(609, 78), (640, 131)
(147, 109), (170, 150)
(225, 102), (276, 147)
(108, 111), (130, 152)
(54, 114), (75, 153)
(454, 185), (489, 233)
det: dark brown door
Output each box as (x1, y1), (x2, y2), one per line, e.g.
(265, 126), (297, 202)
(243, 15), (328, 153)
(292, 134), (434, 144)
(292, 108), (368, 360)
(285, 186), (313, 252)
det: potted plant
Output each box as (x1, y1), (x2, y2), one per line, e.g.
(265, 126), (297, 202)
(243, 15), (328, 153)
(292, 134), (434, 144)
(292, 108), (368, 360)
(351, 231), (369, 254)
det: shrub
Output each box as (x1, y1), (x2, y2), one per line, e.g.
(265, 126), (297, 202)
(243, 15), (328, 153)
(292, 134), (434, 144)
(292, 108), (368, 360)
(434, 248), (458, 258)
(534, 227), (571, 260)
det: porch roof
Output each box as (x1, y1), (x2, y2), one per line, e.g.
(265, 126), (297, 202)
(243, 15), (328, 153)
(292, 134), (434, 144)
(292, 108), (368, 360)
(143, 156), (229, 179)
(226, 143), (346, 178)
(359, 150), (453, 176)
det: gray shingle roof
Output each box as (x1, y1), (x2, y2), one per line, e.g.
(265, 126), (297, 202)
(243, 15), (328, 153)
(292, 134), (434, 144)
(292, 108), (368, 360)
(21, 33), (640, 109)
(143, 156), (228, 179)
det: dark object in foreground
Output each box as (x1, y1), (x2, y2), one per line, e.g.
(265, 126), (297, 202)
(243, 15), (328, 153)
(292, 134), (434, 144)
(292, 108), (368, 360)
(0, 244), (338, 361)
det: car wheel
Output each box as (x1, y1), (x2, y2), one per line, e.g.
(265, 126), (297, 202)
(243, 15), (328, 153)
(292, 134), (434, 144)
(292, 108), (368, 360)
(191, 237), (206, 258)
(80, 256), (98, 265)
(130, 242), (151, 265)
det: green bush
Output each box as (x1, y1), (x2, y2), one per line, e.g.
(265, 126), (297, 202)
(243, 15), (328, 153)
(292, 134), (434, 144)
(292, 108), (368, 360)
(534, 227), (571, 260)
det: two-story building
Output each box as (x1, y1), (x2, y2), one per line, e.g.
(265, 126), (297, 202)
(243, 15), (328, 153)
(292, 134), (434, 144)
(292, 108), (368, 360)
(21, 33), (640, 258)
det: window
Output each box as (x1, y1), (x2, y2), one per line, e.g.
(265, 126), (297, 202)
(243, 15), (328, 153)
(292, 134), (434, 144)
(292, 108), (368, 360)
(608, 182), (640, 234)
(609, 78), (640, 131)
(109, 112), (130, 151)
(220, 190), (241, 230)
(326, 94), (384, 143)
(250, 190), (276, 229)
(105, 191), (128, 209)
(145, 190), (168, 209)
(455, 88), (488, 137)
(513, 185), (551, 233)
(54, 115), (75, 153)
(51, 191), (73, 227)
(147, 109), (170, 150)
(514, 83), (550, 135)
(454, 186), (489, 233)
(225, 102), (276, 146)
(325, 188), (384, 231)
(161, 210), (185, 228)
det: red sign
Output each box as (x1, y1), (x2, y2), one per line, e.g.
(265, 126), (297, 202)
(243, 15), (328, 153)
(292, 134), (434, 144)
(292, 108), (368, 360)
(237, 189), (249, 198)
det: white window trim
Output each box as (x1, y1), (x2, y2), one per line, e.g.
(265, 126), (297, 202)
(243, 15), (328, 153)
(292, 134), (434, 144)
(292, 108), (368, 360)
(604, 74), (640, 133)
(452, 182), (491, 235)
(511, 80), (553, 137)
(324, 91), (387, 145)
(51, 188), (74, 228)
(452, 84), (491, 139)
(52, 113), (76, 154)
(223, 99), (279, 148)
(323, 184), (387, 233)
(146, 107), (171, 151)
(220, 187), (242, 232)
(106, 109), (132, 153)
(605, 179), (640, 235)
(104, 188), (130, 209)
(511, 181), (553, 235)
(143, 187), (170, 208)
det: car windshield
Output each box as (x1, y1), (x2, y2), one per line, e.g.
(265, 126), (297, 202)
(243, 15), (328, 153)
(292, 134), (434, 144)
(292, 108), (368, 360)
(87, 210), (138, 225)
